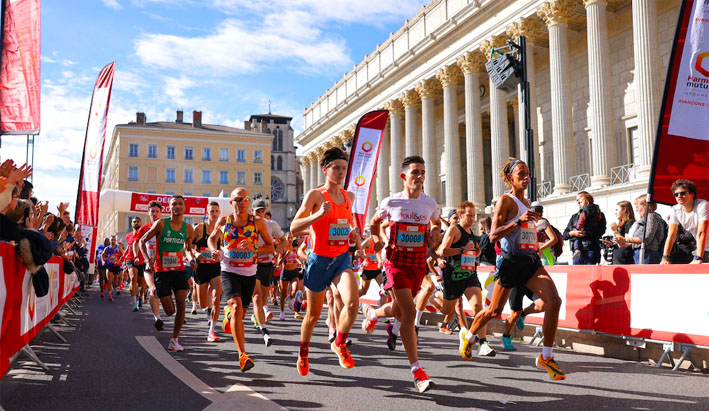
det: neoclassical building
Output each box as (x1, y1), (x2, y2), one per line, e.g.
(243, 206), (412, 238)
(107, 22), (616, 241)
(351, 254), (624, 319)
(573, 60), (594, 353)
(296, 0), (680, 258)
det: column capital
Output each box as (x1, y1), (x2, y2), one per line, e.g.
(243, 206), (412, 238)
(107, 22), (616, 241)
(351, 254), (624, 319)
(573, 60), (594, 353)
(385, 99), (405, 116)
(400, 89), (421, 108)
(456, 51), (487, 74)
(300, 155), (311, 166)
(509, 97), (519, 110)
(315, 146), (326, 156)
(415, 78), (440, 99)
(583, 0), (607, 7)
(345, 124), (357, 140)
(506, 17), (548, 43)
(538, 0), (576, 26)
(480, 35), (508, 61)
(436, 65), (462, 87)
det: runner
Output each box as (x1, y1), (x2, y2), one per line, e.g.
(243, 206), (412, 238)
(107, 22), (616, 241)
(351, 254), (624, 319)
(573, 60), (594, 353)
(461, 158), (565, 380)
(139, 195), (194, 352)
(436, 201), (496, 357)
(101, 235), (121, 302)
(135, 201), (165, 330)
(362, 155), (440, 393)
(96, 238), (109, 299)
(280, 234), (301, 319)
(501, 286), (544, 350)
(251, 199), (287, 344)
(125, 217), (147, 312)
(358, 231), (383, 298)
(289, 147), (362, 376)
(190, 201), (223, 342)
(208, 187), (274, 372)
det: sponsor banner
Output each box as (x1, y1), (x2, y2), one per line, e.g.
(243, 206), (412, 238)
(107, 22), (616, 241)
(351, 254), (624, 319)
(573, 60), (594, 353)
(344, 110), (389, 232)
(79, 225), (98, 264)
(0, 0), (41, 133)
(649, 0), (709, 205)
(129, 192), (209, 216)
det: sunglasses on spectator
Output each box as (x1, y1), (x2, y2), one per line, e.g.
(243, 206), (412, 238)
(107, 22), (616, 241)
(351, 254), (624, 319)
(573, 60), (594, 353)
(673, 191), (687, 198)
(232, 196), (250, 203)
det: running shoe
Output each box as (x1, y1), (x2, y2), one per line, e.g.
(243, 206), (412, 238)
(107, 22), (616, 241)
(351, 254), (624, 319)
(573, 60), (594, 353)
(386, 323), (397, 351)
(478, 341), (497, 357)
(294, 290), (303, 312)
(168, 339), (184, 352)
(132, 302), (139, 312)
(458, 328), (473, 361)
(207, 331), (221, 342)
(330, 341), (355, 369)
(536, 354), (566, 380)
(120, 282), (125, 290)
(297, 355), (309, 376)
(501, 335), (517, 351)
(223, 305), (232, 334)
(439, 325), (452, 335)
(116, 290), (120, 295)
(412, 368), (435, 393)
(301, 300), (307, 311)
(279, 312), (286, 321)
(294, 312), (304, 320)
(108, 293), (113, 302)
(263, 332), (274, 347)
(265, 311), (274, 323)
(345, 338), (353, 347)
(191, 306), (198, 315)
(361, 304), (377, 334)
(100, 291), (104, 299)
(288, 298), (294, 310)
(516, 315), (526, 331)
(138, 299), (143, 309)
(328, 328), (337, 343)
(154, 318), (164, 331)
(239, 353), (254, 372)
(251, 314), (259, 329)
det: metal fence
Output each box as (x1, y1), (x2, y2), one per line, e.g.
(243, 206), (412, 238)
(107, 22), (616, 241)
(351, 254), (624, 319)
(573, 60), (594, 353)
(569, 173), (591, 192)
(610, 163), (635, 185)
(537, 180), (553, 198)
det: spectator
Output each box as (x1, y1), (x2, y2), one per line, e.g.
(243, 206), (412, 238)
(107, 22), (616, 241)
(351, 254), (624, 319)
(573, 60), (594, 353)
(617, 195), (664, 264)
(604, 200), (636, 265)
(668, 224), (696, 264)
(476, 216), (496, 266)
(563, 191), (606, 265)
(570, 192), (603, 261)
(530, 202), (559, 266)
(661, 179), (707, 264)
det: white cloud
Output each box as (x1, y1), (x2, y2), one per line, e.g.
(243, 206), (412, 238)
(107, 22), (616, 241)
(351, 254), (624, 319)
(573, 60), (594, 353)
(113, 70), (149, 95)
(61, 59), (77, 66)
(102, 0), (123, 10)
(41, 56), (56, 63)
(160, 75), (198, 107)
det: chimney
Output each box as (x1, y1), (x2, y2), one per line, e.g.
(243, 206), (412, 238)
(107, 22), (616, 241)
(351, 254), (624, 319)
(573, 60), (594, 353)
(136, 112), (146, 125)
(176, 110), (183, 123)
(192, 110), (202, 128)
(244, 120), (251, 131)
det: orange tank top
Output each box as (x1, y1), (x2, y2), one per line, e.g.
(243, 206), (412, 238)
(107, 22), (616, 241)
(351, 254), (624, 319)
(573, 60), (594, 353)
(363, 242), (379, 271)
(310, 187), (352, 258)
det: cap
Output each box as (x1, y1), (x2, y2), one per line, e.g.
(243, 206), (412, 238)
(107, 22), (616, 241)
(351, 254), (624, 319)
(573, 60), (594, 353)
(252, 199), (267, 210)
(447, 209), (458, 219)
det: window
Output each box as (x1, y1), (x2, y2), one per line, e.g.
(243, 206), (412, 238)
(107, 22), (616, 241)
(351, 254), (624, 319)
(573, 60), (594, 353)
(278, 129), (283, 151)
(237, 149), (245, 162)
(219, 170), (229, 185)
(202, 147), (211, 161)
(128, 166), (139, 181)
(237, 171), (246, 185)
(277, 156), (283, 171)
(184, 146), (194, 160)
(166, 145), (175, 159)
(202, 170), (211, 184)
(271, 155), (275, 170)
(147, 144), (158, 159)
(166, 168), (175, 183)
(272, 130), (278, 151)
(184, 168), (193, 183)
(184, 192), (193, 196)
(254, 150), (263, 163)
(628, 126), (640, 166)
(165, 191), (175, 196)
(202, 193), (211, 198)
(129, 143), (139, 157)
(254, 171), (263, 186)
(147, 190), (157, 194)
(219, 148), (229, 162)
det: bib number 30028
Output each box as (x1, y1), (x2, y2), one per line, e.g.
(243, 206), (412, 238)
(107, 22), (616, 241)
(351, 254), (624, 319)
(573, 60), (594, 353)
(328, 218), (351, 246)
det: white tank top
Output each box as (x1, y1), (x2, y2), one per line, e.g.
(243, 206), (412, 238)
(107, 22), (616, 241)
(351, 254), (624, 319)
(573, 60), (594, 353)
(500, 193), (538, 256)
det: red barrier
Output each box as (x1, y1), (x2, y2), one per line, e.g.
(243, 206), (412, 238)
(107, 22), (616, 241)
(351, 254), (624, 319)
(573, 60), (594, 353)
(0, 242), (79, 377)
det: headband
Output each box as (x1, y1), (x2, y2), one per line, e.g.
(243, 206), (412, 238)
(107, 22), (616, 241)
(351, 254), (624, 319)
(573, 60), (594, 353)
(506, 160), (524, 174)
(322, 153), (348, 167)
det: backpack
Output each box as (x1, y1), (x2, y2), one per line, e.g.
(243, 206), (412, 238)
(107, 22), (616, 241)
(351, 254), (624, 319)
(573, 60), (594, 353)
(549, 224), (564, 258)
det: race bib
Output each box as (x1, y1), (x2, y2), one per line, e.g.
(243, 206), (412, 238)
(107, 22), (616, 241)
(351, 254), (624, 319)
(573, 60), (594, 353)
(393, 222), (426, 251)
(147, 240), (156, 260)
(258, 253), (273, 264)
(328, 218), (351, 246)
(109, 255), (118, 264)
(368, 254), (377, 263)
(461, 251), (477, 271)
(228, 249), (255, 267)
(520, 221), (538, 251)
(199, 247), (217, 264)
(161, 252), (183, 270)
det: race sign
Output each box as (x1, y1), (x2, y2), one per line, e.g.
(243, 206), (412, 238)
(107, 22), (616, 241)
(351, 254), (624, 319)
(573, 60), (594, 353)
(129, 192), (209, 216)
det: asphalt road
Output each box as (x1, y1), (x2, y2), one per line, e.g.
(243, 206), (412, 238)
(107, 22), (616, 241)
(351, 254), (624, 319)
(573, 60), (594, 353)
(1, 283), (707, 411)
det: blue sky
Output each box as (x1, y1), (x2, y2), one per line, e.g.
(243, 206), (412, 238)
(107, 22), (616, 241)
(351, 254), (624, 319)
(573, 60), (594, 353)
(2, 0), (426, 210)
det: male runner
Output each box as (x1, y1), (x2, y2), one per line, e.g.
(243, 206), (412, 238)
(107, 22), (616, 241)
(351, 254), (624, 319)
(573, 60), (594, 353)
(436, 201), (496, 357)
(363, 155), (440, 393)
(358, 232), (383, 298)
(460, 158), (565, 380)
(139, 196), (194, 351)
(191, 201), (223, 342)
(208, 188), (274, 371)
(280, 236), (301, 319)
(135, 201), (165, 330)
(96, 238), (109, 298)
(101, 236), (121, 302)
(125, 217), (147, 312)
(290, 147), (362, 376)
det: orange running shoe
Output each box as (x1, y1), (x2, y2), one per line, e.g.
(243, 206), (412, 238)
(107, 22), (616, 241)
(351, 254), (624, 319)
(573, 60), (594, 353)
(297, 355), (309, 376)
(439, 325), (452, 335)
(222, 305), (232, 334)
(239, 353), (254, 372)
(330, 341), (355, 369)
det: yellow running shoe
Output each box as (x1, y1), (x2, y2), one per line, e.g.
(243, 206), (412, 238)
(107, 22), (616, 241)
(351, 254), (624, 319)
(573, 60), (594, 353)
(458, 328), (473, 361)
(536, 354), (566, 380)
(239, 353), (254, 372)
(222, 305), (232, 334)
(294, 312), (304, 320)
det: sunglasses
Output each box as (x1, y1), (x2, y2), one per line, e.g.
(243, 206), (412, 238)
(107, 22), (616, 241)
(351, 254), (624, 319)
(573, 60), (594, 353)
(232, 196), (250, 203)
(673, 191), (687, 198)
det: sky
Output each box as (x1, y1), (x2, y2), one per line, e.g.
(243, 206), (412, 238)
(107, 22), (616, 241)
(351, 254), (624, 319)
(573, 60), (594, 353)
(1, 0), (426, 212)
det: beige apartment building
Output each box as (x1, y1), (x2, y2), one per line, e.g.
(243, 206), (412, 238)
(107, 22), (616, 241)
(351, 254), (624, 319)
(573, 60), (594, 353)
(99, 110), (271, 240)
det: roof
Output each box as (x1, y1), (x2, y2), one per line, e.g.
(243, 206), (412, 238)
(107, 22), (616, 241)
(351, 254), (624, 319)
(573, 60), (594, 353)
(118, 121), (267, 135)
(249, 114), (293, 123)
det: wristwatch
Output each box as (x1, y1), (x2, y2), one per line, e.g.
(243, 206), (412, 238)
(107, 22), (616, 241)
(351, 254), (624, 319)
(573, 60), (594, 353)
(662, 255), (670, 260)
(694, 255), (704, 261)
(514, 218), (522, 227)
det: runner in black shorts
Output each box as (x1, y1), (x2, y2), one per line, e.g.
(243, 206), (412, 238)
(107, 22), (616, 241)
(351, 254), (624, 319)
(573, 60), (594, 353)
(500, 285), (544, 350)
(101, 236), (121, 302)
(96, 238), (109, 298)
(126, 217), (147, 312)
(462, 159), (565, 380)
(358, 232), (383, 297)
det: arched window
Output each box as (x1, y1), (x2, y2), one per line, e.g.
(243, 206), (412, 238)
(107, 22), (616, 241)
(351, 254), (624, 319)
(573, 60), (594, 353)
(277, 156), (283, 171)
(271, 155), (274, 170)
(278, 129), (284, 151)
(272, 129), (278, 151)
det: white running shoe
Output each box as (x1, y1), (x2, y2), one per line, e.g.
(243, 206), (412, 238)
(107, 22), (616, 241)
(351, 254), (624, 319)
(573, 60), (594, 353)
(279, 312), (286, 321)
(168, 338), (184, 352)
(478, 341), (497, 357)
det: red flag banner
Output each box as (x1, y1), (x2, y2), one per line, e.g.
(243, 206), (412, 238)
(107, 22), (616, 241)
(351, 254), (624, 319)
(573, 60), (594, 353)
(649, 0), (709, 205)
(344, 110), (389, 232)
(75, 62), (115, 227)
(0, 0), (41, 134)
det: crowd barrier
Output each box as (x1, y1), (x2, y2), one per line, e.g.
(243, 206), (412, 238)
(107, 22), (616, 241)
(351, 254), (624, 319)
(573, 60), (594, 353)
(360, 263), (709, 350)
(0, 242), (79, 377)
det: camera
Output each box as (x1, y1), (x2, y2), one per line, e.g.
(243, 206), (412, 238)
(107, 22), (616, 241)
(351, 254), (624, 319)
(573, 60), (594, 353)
(601, 235), (615, 262)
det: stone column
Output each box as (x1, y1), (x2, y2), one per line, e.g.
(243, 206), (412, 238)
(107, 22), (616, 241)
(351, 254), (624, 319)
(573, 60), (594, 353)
(315, 148), (325, 186)
(301, 156), (310, 193)
(539, 0), (576, 195)
(456, 51), (487, 211)
(386, 99), (405, 193)
(437, 65), (463, 211)
(481, 36), (510, 200)
(632, 0), (661, 177)
(377, 121), (391, 202)
(584, 0), (615, 187)
(415, 79), (440, 201)
(401, 89), (421, 157)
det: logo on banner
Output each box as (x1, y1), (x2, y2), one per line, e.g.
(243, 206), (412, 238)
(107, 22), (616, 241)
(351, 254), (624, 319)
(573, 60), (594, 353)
(140, 194), (149, 202)
(354, 176), (366, 187)
(361, 142), (373, 152)
(90, 146), (97, 159)
(695, 51), (709, 77)
(28, 281), (36, 321)
(49, 268), (54, 306)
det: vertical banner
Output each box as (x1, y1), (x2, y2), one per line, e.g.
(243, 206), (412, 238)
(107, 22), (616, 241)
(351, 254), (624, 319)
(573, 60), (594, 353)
(0, 0), (41, 134)
(344, 110), (389, 232)
(649, 0), (709, 205)
(79, 224), (97, 265)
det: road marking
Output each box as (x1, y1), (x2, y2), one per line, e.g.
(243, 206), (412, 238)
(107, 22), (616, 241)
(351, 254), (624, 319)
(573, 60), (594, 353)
(136, 336), (285, 411)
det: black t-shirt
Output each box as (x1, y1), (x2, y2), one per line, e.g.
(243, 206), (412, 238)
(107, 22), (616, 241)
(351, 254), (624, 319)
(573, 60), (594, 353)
(0, 213), (22, 243)
(476, 232), (497, 266)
